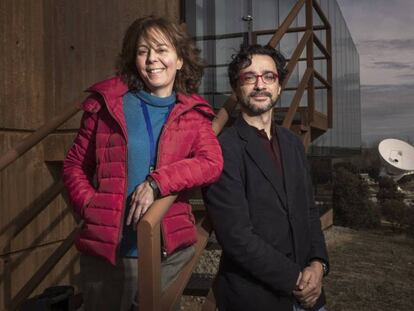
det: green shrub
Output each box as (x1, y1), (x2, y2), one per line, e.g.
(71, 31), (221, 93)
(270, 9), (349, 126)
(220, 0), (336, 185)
(310, 158), (332, 185)
(406, 205), (414, 237)
(333, 162), (359, 174)
(377, 176), (405, 204)
(381, 199), (408, 231)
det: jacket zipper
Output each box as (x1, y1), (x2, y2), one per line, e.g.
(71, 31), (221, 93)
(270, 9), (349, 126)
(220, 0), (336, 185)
(95, 91), (129, 260)
(156, 102), (211, 257)
(157, 114), (170, 258)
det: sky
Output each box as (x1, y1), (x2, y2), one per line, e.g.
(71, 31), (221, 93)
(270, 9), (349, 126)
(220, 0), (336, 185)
(336, 0), (414, 146)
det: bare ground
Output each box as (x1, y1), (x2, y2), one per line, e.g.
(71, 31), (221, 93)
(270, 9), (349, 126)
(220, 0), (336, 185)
(324, 226), (414, 311)
(181, 226), (414, 310)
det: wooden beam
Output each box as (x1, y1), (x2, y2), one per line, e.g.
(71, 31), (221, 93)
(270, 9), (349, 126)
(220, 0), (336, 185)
(313, 35), (330, 59)
(161, 218), (212, 310)
(312, 0), (331, 29)
(0, 180), (64, 251)
(253, 24), (326, 37)
(8, 224), (82, 310)
(283, 86), (328, 91)
(282, 67), (313, 128)
(326, 27), (333, 128)
(306, 0), (315, 123)
(301, 129), (312, 151)
(138, 195), (178, 311)
(281, 30), (312, 90)
(311, 110), (329, 131)
(286, 56), (327, 62)
(192, 32), (245, 42)
(268, 0), (306, 48)
(320, 209), (333, 230)
(314, 70), (331, 89)
(202, 286), (217, 311)
(0, 100), (82, 172)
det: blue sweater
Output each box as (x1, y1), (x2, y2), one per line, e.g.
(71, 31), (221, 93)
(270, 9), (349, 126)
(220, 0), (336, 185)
(120, 90), (175, 257)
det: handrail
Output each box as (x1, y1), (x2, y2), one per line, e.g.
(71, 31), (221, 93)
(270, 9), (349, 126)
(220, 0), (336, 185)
(8, 222), (83, 310)
(263, 0), (332, 134)
(312, 0), (331, 28)
(0, 100), (81, 172)
(280, 30), (312, 89)
(137, 195), (177, 311)
(326, 27), (333, 128)
(124, 1), (333, 310)
(0, 2), (334, 310)
(253, 25), (326, 37)
(305, 0), (315, 124)
(161, 217), (211, 310)
(268, 0), (305, 48)
(0, 180), (64, 252)
(137, 96), (232, 310)
(282, 67), (313, 128)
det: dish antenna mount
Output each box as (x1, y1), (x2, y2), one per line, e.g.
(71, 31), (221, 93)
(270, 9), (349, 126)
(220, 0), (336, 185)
(378, 138), (414, 181)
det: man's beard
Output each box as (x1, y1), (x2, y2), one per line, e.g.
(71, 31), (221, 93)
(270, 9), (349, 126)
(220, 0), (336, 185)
(239, 90), (278, 116)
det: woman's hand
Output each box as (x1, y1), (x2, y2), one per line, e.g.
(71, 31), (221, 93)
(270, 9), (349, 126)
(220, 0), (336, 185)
(126, 181), (155, 229)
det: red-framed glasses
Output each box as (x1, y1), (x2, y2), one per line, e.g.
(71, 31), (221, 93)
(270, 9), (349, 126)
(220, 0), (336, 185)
(239, 71), (279, 85)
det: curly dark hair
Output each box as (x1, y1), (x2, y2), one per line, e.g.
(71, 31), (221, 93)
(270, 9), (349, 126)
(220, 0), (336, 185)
(228, 44), (287, 90)
(116, 16), (204, 95)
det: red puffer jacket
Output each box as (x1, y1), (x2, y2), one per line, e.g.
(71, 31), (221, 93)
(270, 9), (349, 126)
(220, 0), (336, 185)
(63, 77), (223, 265)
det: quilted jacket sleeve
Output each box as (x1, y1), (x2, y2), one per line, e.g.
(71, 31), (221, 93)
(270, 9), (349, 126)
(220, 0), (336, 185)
(150, 113), (223, 196)
(62, 98), (98, 217)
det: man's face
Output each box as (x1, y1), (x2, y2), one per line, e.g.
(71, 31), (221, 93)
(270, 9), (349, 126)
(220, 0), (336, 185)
(236, 54), (281, 115)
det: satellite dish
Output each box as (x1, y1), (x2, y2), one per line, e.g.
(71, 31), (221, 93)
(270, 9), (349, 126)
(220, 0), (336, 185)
(378, 138), (414, 181)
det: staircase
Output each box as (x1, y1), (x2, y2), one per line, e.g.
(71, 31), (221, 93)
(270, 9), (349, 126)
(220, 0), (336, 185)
(0, 0), (332, 310)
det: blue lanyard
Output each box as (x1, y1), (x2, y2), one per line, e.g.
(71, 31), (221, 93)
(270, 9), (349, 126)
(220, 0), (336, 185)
(140, 102), (174, 172)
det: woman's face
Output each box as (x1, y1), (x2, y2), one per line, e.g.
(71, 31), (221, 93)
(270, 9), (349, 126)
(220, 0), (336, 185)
(136, 29), (183, 97)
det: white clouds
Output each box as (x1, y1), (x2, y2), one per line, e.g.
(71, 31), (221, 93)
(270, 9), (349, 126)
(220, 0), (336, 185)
(337, 0), (414, 85)
(336, 0), (414, 144)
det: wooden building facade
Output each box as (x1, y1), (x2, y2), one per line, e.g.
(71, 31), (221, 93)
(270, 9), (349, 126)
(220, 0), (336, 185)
(0, 1), (180, 309)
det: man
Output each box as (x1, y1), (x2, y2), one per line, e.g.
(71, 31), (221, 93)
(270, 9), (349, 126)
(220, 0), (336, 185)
(204, 44), (329, 311)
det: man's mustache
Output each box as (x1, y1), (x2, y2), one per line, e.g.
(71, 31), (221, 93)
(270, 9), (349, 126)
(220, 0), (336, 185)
(249, 91), (272, 98)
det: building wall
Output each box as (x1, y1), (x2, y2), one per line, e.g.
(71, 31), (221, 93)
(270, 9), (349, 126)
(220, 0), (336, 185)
(0, 1), (179, 309)
(184, 0), (361, 156)
(310, 0), (361, 156)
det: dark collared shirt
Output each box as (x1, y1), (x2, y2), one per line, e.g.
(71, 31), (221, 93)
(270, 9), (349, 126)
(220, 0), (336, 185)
(254, 126), (284, 177)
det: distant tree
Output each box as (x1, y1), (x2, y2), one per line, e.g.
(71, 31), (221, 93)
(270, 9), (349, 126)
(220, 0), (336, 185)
(381, 199), (407, 231)
(377, 176), (409, 232)
(350, 147), (381, 181)
(332, 164), (380, 229)
(406, 204), (414, 237)
(377, 176), (405, 204)
(363, 148), (382, 181)
(333, 162), (359, 174)
(310, 158), (332, 185)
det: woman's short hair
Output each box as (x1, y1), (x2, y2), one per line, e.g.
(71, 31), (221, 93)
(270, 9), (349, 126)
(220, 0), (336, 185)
(228, 44), (287, 90)
(117, 16), (204, 95)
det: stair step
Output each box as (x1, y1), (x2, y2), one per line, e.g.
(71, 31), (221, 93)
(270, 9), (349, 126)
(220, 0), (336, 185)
(205, 241), (221, 251)
(206, 233), (221, 250)
(183, 273), (215, 296)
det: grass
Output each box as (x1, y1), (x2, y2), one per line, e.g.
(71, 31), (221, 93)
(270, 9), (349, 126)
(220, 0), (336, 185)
(324, 226), (414, 311)
(181, 226), (414, 310)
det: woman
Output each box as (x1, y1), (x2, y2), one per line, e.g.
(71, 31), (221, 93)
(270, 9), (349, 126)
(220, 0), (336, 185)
(63, 16), (223, 310)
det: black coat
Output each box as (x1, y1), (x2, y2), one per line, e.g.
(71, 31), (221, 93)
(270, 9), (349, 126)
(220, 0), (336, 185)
(203, 117), (329, 311)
